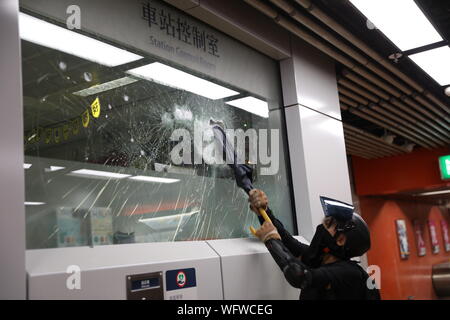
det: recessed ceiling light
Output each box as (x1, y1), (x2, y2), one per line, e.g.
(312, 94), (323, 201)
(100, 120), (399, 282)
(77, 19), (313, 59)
(73, 77), (139, 97)
(349, 0), (443, 51)
(126, 62), (239, 100)
(19, 13), (143, 67)
(25, 202), (46, 206)
(69, 169), (131, 179)
(226, 96), (269, 118)
(409, 46), (450, 86)
(129, 176), (180, 184)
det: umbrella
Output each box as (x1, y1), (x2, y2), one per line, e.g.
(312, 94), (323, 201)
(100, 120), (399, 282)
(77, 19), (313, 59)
(210, 120), (271, 234)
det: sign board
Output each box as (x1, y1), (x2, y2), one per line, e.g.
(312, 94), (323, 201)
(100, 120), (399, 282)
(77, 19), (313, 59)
(428, 220), (440, 254)
(441, 220), (450, 252)
(20, 0), (281, 104)
(413, 220), (426, 257)
(165, 268), (197, 300)
(126, 272), (164, 300)
(439, 155), (450, 180)
(396, 219), (410, 260)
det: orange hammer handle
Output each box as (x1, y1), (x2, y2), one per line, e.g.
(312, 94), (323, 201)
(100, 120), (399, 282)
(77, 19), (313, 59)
(250, 208), (272, 235)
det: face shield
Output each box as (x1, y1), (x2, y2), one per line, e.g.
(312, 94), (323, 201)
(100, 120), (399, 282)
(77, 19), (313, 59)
(320, 196), (354, 223)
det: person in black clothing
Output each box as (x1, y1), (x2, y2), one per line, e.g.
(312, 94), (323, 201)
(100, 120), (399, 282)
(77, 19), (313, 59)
(249, 189), (380, 300)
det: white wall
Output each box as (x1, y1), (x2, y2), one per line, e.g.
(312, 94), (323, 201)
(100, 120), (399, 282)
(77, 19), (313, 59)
(0, 0), (26, 300)
(281, 38), (352, 241)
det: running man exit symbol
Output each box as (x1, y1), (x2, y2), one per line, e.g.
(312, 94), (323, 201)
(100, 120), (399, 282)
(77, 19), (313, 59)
(439, 155), (450, 180)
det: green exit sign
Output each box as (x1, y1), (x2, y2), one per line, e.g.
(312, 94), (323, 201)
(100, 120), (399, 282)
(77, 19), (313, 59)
(439, 155), (450, 180)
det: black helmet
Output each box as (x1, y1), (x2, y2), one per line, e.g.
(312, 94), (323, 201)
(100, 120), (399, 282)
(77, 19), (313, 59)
(320, 196), (371, 258)
(343, 213), (371, 258)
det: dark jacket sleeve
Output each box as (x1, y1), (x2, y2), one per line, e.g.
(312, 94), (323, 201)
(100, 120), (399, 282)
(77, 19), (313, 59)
(265, 239), (347, 291)
(264, 238), (312, 289)
(265, 239), (359, 292)
(258, 208), (309, 258)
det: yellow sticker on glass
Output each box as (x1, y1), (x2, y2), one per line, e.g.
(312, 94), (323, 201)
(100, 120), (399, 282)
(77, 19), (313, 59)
(91, 97), (101, 118)
(82, 110), (90, 128)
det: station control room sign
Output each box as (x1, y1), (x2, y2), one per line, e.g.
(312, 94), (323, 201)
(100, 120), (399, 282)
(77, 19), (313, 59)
(141, 0), (220, 67)
(20, 0), (280, 103)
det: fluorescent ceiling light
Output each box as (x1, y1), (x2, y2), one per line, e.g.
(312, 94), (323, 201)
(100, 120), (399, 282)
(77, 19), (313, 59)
(349, 0), (443, 51)
(70, 169), (131, 179)
(415, 189), (450, 197)
(409, 46), (450, 86)
(24, 163), (32, 169)
(25, 202), (45, 206)
(19, 13), (143, 67)
(129, 176), (180, 184)
(226, 97), (269, 118)
(45, 166), (65, 172)
(73, 77), (139, 97)
(127, 62), (239, 100)
(139, 210), (199, 223)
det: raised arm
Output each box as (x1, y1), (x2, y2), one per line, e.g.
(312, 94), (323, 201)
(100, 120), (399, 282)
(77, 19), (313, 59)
(249, 189), (309, 257)
(255, 221), (337, 291)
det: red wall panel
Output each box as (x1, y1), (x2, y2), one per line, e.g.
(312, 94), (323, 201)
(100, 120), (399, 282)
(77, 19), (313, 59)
(360, 197), (450, 300)
(352, 147), (450, 196)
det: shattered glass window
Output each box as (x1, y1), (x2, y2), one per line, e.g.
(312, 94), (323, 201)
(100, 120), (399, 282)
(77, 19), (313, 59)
(22, 14), (295, 249)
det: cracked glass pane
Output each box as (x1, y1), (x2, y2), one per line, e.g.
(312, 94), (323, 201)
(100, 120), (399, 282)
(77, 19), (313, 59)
(22, 7), (294, 249)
